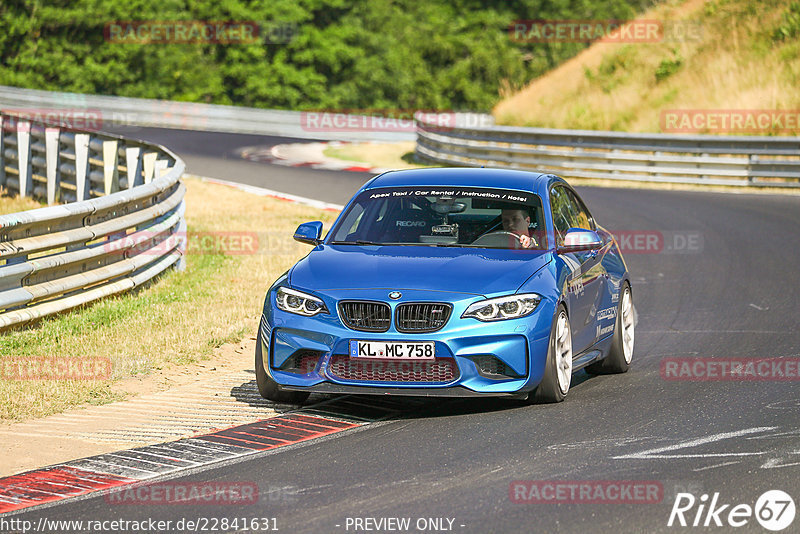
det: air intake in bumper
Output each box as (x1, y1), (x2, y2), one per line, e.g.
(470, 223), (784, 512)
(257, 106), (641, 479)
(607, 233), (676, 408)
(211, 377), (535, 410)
(468, 355), (524, 379)
(327, 355), (459, 383)
(279, 351), (321, 374)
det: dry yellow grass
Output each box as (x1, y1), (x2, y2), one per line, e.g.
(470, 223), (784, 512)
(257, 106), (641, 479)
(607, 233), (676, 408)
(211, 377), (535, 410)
(0, 176), (338, 421)
(0, 189), (44, 215)
(494, 0), (800, 133)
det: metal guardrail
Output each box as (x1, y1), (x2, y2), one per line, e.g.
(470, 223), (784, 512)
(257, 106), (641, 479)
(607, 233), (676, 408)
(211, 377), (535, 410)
(0, 111), (186, 329)
(416, 120), (800, 187)
(0, 85), (490, 142)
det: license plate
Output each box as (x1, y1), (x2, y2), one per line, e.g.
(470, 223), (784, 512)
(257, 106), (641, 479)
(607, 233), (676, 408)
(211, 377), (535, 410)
(349, 340), (435, 360)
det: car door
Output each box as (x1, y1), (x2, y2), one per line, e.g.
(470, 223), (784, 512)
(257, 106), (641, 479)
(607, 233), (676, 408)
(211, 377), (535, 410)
(564, 188), (611, 346)
(550, 185), (606, 354)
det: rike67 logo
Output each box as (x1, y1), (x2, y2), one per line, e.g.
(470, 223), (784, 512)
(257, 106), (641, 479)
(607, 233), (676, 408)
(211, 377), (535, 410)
(668, 490), (796, 531)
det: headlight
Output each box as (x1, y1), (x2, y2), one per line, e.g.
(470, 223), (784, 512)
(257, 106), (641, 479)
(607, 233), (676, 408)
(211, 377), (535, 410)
(462, 293), (542, 321)
(275, 287), (328, 316)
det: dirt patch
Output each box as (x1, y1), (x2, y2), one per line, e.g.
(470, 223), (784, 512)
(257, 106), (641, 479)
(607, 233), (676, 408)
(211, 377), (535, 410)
(0, 335), (286, 477)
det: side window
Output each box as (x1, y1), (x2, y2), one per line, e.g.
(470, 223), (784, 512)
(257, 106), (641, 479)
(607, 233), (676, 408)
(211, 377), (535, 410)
(565, 189), (593, 231)
(550, 186), (576, 245)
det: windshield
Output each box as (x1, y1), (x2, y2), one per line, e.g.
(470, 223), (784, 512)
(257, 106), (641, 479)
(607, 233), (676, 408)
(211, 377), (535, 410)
(329, 186), (547, 249)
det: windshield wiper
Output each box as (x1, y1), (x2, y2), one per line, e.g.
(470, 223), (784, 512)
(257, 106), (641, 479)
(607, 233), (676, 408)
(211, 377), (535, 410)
(330, 240), (382, 245)
(330, 241), (448, 247)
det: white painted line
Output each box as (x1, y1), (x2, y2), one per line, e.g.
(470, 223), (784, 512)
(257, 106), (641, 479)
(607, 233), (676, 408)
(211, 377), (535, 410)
(761, 456), (800, 469)
(744, 428), (800, 440)
(2, 485), (66, 498)
(106, 453), (183, 469)
(631, 452), (763, 458)
(123, 450), (202, 466)
(691, 460), (740, 472)
(637, 330), (782, 334)
(613, 426), (779, 460)
(68, 459), (159, 478)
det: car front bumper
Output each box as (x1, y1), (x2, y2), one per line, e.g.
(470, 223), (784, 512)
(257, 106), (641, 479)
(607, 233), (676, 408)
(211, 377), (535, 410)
(260, 288), (556, 397)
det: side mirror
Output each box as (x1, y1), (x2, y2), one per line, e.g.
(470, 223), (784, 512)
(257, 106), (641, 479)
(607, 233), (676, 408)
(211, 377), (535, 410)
(557, 228), (602, 254)
(293, 221), (323, 245)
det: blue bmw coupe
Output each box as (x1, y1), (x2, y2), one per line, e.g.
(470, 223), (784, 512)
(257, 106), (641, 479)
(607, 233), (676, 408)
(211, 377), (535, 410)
(257, 168), (634, 404)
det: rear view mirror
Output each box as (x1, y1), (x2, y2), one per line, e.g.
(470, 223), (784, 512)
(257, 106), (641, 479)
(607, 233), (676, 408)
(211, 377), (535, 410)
(557, 228), (601, 254)
(431, 197), (466, 214)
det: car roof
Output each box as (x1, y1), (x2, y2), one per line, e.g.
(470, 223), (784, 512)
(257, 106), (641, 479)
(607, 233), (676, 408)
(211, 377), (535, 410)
(364, 167), (554, 192)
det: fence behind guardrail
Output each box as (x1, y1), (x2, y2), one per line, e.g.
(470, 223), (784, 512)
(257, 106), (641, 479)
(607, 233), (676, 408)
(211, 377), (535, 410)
(0, 111), (186, 330)
(416, 120), (800, 187)
(1, 85), (497, 142)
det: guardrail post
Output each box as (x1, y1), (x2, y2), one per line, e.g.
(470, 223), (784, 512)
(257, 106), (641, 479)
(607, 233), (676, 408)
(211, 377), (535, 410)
(701, 152), (709, 180)
(16, 120), (33, 197)
(653, 150), (661, 180)
(75, 133), (90, 200)
(748, 154), (757, 184)
(45, 127), (61, 205)
(143, 152), (157, 184)
(125, 146), (143, 188)
(0, 115), (5, 188)
(176, 201), (187, 271)
(102, 139), (120, 195)
(154, 159), (168, 179)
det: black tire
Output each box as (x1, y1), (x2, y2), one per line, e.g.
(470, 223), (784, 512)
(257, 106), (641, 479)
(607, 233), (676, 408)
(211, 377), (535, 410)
(255, 331), (310, 405)
(530, 304), (571, 403)
(586, 282), (633, 375)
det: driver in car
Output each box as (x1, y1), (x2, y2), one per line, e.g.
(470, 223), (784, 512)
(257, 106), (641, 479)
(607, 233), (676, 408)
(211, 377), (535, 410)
(501, 208), (535, 248)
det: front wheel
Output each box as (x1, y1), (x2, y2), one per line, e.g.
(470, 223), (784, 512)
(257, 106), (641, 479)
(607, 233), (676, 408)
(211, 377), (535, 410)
(256, 331), (310, 405)
(586, 282), (634, 374)
(530, 305), (572, 403)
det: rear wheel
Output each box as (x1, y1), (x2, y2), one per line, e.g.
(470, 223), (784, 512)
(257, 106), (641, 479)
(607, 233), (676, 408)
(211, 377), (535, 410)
(530, 305), (572, 403)
(586, 282), (634, 374)
(256, 331), (310, 405)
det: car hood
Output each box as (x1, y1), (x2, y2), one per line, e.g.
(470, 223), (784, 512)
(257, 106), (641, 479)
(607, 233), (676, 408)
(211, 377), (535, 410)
(289, 245), (552, 297)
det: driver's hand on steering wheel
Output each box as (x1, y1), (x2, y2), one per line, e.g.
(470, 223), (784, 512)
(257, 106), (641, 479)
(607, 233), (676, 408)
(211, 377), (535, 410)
(501, 209), (537, 248)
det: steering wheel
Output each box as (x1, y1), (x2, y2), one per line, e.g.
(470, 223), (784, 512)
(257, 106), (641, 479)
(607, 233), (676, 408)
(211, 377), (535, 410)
(470, 231), (538, 248)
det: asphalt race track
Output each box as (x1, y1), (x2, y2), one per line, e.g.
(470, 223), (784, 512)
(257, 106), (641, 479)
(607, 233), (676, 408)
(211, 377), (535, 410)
(11, 128), (800, 533)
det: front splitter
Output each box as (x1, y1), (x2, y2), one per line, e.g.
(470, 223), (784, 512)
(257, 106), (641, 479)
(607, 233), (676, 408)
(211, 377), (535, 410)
(280, 382), (527, 398)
